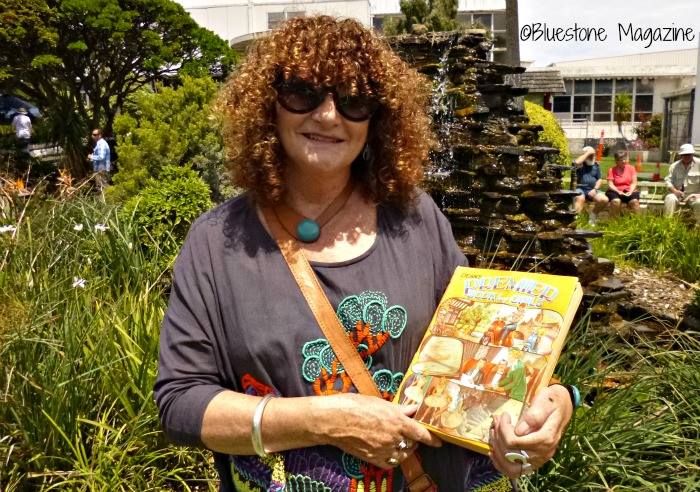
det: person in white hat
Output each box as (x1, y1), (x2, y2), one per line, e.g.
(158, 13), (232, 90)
(664, 143), (700, 222)
(11, 107), (32, 146)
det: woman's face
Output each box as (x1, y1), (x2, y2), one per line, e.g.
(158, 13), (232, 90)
(276, 94), (369, 178)
(615, 158), (626, 168)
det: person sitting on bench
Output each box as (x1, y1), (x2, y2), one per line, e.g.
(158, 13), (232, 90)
(606, 150), (640, 217)
(664, 143), (700, 223)
(573, 146), (608, 224)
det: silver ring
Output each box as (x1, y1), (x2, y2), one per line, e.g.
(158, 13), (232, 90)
(504, 450), (529, 465)
(386, 457), (400, 466)
(397, 439), (409, 451)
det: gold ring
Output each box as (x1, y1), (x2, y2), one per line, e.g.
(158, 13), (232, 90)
(386, 457), (400, 466)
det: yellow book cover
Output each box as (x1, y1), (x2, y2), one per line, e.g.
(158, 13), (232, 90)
(394, 266), (582, 455)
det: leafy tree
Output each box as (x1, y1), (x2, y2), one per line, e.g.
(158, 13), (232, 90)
(0, 0), (235, 174)
(386, 0), (458, 34)
(110, 76), (232, 203)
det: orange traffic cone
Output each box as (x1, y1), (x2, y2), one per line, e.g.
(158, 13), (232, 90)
(652, 162), (661, 181)
(596, 130), (605, 161)
(635, 154), (643, 172)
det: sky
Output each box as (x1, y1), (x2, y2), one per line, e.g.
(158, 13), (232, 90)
(519, 0), (700, 66)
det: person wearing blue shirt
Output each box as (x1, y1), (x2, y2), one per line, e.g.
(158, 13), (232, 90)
(88, 128), (111, 173)
(573, 146), (608, 224)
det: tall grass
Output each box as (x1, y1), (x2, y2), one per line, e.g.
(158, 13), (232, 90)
(3, 193), (700, 490)
(525, 317), (700, 491)
(590, 214), (700, 283)
(0, 195), (216, 490)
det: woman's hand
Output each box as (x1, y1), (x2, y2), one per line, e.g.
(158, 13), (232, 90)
(311, 393), (442, 469)
(488, 385), (573, 478)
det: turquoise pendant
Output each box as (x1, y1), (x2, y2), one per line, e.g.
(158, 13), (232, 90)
(296, 218), (321, 242)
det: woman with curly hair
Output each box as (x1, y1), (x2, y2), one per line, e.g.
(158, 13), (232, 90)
(154, 15), (573, 492)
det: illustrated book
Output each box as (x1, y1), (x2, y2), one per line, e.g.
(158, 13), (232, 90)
(393, 266), (583, 455)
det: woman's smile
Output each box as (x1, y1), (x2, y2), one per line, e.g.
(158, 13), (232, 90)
(302, 133), (344, 144)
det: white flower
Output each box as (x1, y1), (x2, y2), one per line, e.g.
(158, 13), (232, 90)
(72, 277), (86, 288)
(73, 223), (84, 231)
(127, 242), (133, 250)
(0, 225), (17, 234)
(94, 223), (109, 232)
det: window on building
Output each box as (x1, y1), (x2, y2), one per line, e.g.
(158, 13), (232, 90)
(573, 96), (592, 114)
(634, 94), (654, 121)
(574, 80), (592, 94)
(268, 10), (305, 30)
(553, 96), (571, 113)
(557, 77), (655, 121)
(457, 12), (471, 24)
(615, 79), (633, 94)
(492, 50), (508, 65)
(595, 80), (612, 95)
(493, 11), (506, 30)
(636, 78), (654, 94)
(594, 95), (612, 121)
(493, 32), (507, 48)
(594, 96), (612, 113)
(473, 13), (492, 29)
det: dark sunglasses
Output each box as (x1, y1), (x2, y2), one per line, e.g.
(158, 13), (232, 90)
(275, 78), (379, 122)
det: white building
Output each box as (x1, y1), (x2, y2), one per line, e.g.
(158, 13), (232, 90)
(180, 0), (371, 48)
(177, 0), (507, 57)
(547, 49), (696, 144)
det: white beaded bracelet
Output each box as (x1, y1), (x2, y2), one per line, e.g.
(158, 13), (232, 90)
(251, 394), (276, 458)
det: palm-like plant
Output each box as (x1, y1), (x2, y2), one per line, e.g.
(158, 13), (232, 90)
(614, 93), (633, 140)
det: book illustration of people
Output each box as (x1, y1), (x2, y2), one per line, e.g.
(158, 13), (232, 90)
(394, 267), (582, 454)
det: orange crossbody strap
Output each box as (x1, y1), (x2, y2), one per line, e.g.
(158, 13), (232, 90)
(261, 206), (437, 492)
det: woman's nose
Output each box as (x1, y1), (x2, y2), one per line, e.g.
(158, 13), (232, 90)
(311, 93), (339, 122)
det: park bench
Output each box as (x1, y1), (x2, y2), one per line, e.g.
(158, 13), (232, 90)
(636, 180), (666, 212)
(583, 179), (667, 215)
(27, 142), (63, 164)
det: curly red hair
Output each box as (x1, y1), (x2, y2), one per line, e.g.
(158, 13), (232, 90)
(220, 15), (434, 208)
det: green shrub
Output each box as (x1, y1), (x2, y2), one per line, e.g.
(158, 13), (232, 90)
(110, 76), (233, 203)
(381, 16), (403, 36)
(524, 101), (572, 166)
(590, 214), (700, 283)
(634, 113), (663, 149)
(0, 196), (216, 489)
(121, 165), (212, 260)
(526, 325), (700, 491)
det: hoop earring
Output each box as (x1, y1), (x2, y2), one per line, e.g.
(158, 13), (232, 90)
(362, 144), (372, 161)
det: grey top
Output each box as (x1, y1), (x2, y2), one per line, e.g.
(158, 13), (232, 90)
(154, 190), (504, 491)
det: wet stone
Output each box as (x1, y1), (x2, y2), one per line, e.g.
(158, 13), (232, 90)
(588, 277), (625, 293)
(564, 229), (604, 240)
(391, 31), (603, 283)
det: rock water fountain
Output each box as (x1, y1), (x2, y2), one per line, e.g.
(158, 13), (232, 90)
(390, 31), (613, 290)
